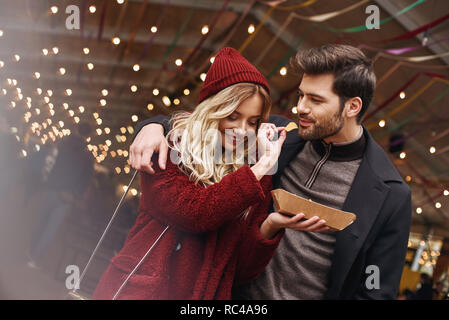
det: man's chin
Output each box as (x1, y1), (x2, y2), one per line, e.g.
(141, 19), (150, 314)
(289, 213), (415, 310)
(298, 128), (316, 140)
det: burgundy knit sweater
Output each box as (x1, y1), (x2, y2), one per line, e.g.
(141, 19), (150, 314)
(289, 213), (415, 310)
(93, 158), (283, 300)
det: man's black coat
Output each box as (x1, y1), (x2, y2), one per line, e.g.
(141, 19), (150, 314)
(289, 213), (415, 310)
(269, 114), (411, 299)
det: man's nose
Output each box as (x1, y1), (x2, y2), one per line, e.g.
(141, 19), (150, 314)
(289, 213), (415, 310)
(297, 98), (310, 114)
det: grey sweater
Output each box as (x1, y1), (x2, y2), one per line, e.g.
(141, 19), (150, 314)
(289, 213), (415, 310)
(237, 129), (365, 300)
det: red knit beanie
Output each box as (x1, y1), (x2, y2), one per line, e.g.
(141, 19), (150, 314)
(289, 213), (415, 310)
(198, 47), (270, 104)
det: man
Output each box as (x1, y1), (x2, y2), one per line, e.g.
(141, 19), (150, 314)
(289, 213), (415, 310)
(129, 44), (412, 299)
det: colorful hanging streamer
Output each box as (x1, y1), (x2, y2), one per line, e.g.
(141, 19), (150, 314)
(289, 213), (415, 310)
(266, 24), (316, 79)
(376, 50), (449, 63)
(253, 12), (294, 66)
(80, 0), (88, 40)
(336, 12), (449, 45)
(113, 0), (129, 35)
(257, 0), (288, 7)
(239, 0), (318, 54)
(138, 0), (171, 62)
(431, 125), (449, 146)
(193, 0), (256, 76)
(376, 60), (449, 93)
(364, 73), (421, 121)
(148, 1), (199, 88)
(96, 1), (109, 41)
(290, 0), (369, 22)
(262, 0), (429, 82)
(366, 73), (449, 130)
(260, 0), (317, 10)
(400, 61), (449, 70)
(254, 0), (369, 65)
(365, 72), (449, 124)
(325, 0), (425, 33)
(158, 0), (198, 64)
(367, 78), (437, 130)
(374, 87), (449, 139)
(238, 5), (276, 53)
(360, 35), (449, 55)
(123, 0), (149, 58)
(275, 0), (317, 10)
(107, 0), (149, 80)
(376, 62), (402, 86)
(179, 0), (230, 71)
(378, 12), (449, 44)
(405, 162), (443, 191)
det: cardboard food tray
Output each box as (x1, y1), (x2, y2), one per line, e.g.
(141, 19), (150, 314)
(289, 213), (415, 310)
(271, 189), (356, 231)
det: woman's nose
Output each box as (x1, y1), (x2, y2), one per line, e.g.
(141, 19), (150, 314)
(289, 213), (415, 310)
(233, 124), (247, 136)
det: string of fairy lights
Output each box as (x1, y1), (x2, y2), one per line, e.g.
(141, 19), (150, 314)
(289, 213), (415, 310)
(0, 50), (140, 196)
(0, 1), (231, 197)
(43, 2), (266, 172)
(408, 236), (441, 269)
(373, 89), (448, 216)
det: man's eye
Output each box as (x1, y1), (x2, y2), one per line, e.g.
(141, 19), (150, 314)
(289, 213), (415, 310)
(312, 99), (322, 104)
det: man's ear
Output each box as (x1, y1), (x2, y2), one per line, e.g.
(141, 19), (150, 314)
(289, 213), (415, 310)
(345, 97), (363, 120)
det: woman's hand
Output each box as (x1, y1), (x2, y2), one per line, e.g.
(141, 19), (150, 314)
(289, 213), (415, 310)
(250, 123), (286, 180)
(257, 123), (286, 162)
(260, 212), (330, 239)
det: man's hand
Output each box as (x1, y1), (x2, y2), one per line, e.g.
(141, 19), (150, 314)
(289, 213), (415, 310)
(129, 123), (168, 174)
(260, 212), (330, 240)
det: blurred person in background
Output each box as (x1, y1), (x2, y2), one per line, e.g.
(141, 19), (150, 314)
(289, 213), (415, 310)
(0, 113), (21, 208)
(408, 273), (434, 300)
(433, 280), (448, 300)
(27, 122), (94, 269)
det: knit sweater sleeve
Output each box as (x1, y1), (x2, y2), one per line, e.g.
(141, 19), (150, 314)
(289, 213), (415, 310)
(138, 159), (266, 234)
(234, 177), (285, 285)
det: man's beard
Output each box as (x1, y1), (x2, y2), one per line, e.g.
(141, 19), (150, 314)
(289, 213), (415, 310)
(298, 109), (345, 141)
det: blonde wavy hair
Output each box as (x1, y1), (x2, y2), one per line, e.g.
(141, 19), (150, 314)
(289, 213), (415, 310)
(166, 83), (271, 187)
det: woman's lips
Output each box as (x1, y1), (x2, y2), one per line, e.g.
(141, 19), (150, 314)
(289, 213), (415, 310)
(299, 118), (314, 127)
(226, 135), (242, 147)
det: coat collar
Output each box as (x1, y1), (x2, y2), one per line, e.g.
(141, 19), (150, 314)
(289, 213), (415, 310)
(310, 129), (365, 162)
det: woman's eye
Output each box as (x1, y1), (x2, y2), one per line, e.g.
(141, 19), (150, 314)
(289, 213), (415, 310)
(249, 121), (258, 127)
(228, 115), (238, 121)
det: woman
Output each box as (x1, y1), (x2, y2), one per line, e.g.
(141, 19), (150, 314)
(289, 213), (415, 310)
(93, 47), (295, 300)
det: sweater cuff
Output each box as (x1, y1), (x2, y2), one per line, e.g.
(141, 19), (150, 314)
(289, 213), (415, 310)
(254, 224), (285, 248)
